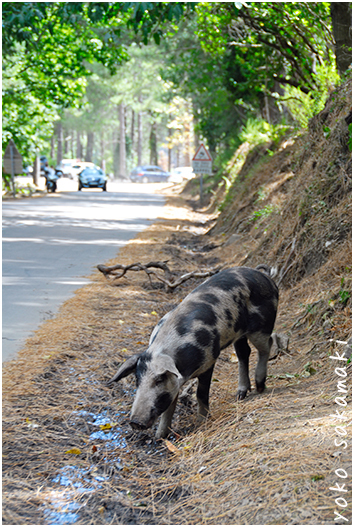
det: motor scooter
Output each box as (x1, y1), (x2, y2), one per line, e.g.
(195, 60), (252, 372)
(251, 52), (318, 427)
(44, 166), (61, 193)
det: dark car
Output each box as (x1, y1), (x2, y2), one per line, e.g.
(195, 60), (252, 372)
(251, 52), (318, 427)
(78, 166), (107, 191)
(130, 165), (170, 183)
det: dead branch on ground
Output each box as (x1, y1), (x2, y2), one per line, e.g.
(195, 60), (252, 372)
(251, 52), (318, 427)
(97, 261), (224, 291)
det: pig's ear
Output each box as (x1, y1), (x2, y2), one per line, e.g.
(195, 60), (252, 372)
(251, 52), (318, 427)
(106, 354), (140, 385)
(154, 354), (182, 380)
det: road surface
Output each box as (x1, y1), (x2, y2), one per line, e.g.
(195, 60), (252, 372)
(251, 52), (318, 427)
(2, 180), (167, 362)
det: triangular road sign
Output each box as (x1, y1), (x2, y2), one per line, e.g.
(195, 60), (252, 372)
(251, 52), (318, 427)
(3, 139), (23, 175)
(192, 143), (212, 162)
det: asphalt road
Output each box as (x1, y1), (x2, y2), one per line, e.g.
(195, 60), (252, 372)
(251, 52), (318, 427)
(2, 179), (167, 362)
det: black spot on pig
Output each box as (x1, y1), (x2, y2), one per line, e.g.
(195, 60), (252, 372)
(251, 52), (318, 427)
(175, 343), (205, 378)
(153, 392), (173, 415)
(193, 303), (217, 326)
(135, 353), (152, 386)
(233, 300), (248, 334)
(199, 270), (244, 292)
(248, 312), (264, 333)
(195, 328), (212, 348)
(224, 308), (233, 326)
(176, 303), (217, 335)
(198, 293), (221, 305)
(241, 268), (278, 306)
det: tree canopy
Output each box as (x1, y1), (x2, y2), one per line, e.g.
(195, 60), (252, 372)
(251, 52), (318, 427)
(2, 1), (350, 172)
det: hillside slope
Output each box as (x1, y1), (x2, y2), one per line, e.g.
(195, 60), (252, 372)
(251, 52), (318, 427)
(207, 78), (352, 348)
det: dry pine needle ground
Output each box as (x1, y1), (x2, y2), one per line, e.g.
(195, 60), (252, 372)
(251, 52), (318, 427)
(2, 196), (351, 525)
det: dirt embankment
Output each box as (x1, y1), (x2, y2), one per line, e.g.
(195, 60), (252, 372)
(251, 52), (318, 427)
(2, 80), (351, 525)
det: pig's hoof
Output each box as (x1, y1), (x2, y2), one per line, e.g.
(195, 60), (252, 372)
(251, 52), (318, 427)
(256, 379), (266, 393)
(155, 428), (169, 440)
(196, 413), (208, 425)
(236, 389), (248, 400)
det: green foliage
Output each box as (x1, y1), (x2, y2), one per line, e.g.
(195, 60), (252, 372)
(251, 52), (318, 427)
(1, 2), (344, 184)
(249, 204), (279, 223)
(339, 277), (351, 305)
(282, 63), (340, 128)
(311, 474), (325, 482)
(2, 47), (60, 163)
(239, 119), (289, 146)
(2, 173), (12, 192)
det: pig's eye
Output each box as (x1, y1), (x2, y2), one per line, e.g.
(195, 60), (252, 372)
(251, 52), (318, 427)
(154, 373), (167, 386)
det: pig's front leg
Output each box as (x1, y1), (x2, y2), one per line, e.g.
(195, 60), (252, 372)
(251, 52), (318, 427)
(196, 365), (215, 423)
(156, 396), (178, 439)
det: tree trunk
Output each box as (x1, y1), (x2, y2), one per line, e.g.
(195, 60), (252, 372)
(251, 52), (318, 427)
(100, 131), (106, 172)
(70, 132), (74, 159)
(184, 120), (191, 166)
(56, 122), (63, 165)
(33, 153), (40, 186)
(168, 125), (172, 171)
(149, 121), (158, 166)
(113, 128), (120, 179)
(85, 132), (94, 162)
(131, 109), (135, 160)
(119, 103), (126, 178)
(330, 2), (352, 75)
(64, 129), (70, 155)
(50, 134), (55, 160)
(76, 131), (83, 160)
(137, 107), (143, 166)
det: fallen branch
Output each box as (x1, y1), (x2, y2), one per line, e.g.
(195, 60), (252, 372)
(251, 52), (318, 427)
(97, 261), (224, 291)
(160, 267), (224, 291)
(98, 260), (171, 278)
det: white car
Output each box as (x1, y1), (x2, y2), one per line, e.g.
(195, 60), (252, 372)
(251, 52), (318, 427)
(56, 160), (97, 180)
(55, 159), (77, 179)
(70, 162), (96, 180)
(169, 166), (195, 183)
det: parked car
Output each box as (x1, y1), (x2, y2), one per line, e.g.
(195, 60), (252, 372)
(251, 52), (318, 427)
(55, 159), (76, 179)
(71, 162), (96, 180)
(130, 165), (170, 183)
(169, 166), (195, 183)
(78, 166), (107, 191)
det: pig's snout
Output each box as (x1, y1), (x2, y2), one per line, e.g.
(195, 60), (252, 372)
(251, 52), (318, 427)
(130, 419), (148, 431)
(130, 417), (155, 431)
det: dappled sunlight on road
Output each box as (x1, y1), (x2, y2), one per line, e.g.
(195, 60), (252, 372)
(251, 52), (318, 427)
(2, 186), (166, 361)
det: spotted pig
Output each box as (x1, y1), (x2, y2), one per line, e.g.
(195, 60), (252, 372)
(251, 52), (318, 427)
(108, 265), (278, 438)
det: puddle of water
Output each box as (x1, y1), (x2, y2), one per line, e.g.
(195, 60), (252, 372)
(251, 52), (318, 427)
(43, 497), (80, 525)
(89, 429), (127, 446)
(43, 409), (132, 522)
(43, 464), (110, 524)
(70, 409), (129, 448)
(52, 465), (98, 492)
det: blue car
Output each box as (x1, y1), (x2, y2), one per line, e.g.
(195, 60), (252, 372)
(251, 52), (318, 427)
(130, 165), (170, 183)
(78, 166), (107, 191)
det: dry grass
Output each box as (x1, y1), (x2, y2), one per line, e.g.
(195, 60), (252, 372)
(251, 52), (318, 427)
(2, 80), (352, 525)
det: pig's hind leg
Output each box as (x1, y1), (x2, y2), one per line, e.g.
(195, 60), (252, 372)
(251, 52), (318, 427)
(249, 332), (273, 393)
(234, 337), (252, 400)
